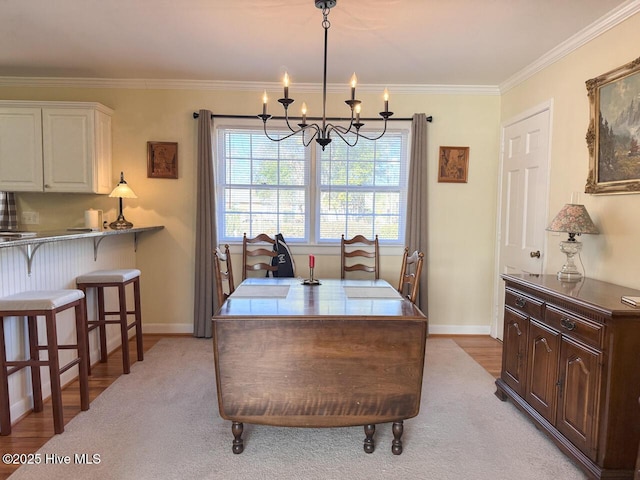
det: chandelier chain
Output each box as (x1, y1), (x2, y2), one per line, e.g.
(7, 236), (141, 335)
(322, 7), (330, 29)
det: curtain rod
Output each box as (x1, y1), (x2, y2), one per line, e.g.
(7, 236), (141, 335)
(192, 112), (432, 122)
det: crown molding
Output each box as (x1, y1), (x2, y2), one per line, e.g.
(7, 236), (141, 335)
(0, 99), (113, 114)
(500, 0), (640, 93)
(0, 75), (500, 96)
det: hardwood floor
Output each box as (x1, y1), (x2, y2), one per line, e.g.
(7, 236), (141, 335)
(0, 334), (502, 479)
(446, 334), (503, 378)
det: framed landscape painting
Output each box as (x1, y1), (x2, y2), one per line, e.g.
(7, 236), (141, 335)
(585, 56), (640, 194)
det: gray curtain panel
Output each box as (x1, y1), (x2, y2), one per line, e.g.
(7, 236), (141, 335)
(193, 110), (217, 338)
(405, 113), (429, 313)
(0, 192), (18, 230)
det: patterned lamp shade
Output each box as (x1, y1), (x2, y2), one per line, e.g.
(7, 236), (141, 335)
(546, 204), (599, 238)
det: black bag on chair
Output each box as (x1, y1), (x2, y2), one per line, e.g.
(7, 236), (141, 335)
(271, 233), (296, 277)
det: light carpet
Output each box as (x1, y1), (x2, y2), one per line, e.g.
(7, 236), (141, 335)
(9, 337), (586, 480)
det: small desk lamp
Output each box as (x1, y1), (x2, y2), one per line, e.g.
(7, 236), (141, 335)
(546, 203), (599, 281)
(109, 171), (137, 230)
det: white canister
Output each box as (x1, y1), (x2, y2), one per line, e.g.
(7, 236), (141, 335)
(84, 209), (103, 230)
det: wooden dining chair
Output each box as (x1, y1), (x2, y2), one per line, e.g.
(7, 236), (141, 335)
(397, 247), (424, 304)
(242, 233), (278, 280)
(340, 234), (379, 279)
(214, 244), (235, 307)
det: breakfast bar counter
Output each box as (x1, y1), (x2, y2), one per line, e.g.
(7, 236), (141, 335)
(0, 226), (163, 274)
(0, 225), (163, 248)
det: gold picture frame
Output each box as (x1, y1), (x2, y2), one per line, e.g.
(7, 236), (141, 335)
(147, 141), (178, 179)
(438, 146), (469, 183)
(585, 56), (640, 194)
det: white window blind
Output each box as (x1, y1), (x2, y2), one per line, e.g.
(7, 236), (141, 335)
(318, 131), (407, 242)
(215, 123), (409, 244)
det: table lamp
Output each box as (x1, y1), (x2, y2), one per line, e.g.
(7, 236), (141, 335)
(108, 171), (137, 229)
(546, 203), (599, 281)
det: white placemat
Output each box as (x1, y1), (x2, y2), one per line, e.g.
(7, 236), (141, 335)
(231, 284), (291, 298)
(344, 286), (402, 299)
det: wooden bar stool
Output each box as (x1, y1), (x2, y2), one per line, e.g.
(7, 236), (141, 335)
(0, 290), (90, 435)
(76, 269), (143, 375)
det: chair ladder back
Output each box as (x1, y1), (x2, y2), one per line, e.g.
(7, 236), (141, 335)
(340, 234), (379, 279)
(214, 244), (235, 307)
(242, 233), (278, 280)
(397, 247), (424, 304)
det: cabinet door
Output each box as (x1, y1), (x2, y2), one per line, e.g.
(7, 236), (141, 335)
(42, 108), (95, 193)
(557, 337), (602, 461)
(502, 308), (529, 396)
(526, 320), (559, 423)
(0, 108), (44, 192)
(94, 109), (113, 194)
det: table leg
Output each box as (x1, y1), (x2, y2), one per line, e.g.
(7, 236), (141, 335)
(391, 421), (404, 455)
(232, 422), (244, 454)
(363, 424), (375, 453)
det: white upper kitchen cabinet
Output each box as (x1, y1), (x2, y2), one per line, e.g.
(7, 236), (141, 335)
(0, 101), (113, 193)
(0, 107), (43, 191)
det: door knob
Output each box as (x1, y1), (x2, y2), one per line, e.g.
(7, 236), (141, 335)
(530, 251), (541, 258)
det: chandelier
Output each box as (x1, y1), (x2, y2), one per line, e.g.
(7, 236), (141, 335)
(258, 0), (393, 150)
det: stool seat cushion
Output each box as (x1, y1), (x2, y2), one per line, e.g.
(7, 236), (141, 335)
(0, 290), (85, 311)
(77, 269), (141, 284)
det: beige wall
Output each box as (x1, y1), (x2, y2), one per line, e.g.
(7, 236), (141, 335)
(501, 12), (640, 289)
(0, 85), (501, 334)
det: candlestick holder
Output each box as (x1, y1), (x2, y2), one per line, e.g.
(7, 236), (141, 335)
(302, 267), (321, 286)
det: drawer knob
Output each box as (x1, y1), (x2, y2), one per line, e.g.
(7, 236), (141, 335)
(560, 318), (576, 331)
(515, 297), (526, 308)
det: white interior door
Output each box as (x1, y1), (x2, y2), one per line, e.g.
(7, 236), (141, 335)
(492, 103), (551, 340)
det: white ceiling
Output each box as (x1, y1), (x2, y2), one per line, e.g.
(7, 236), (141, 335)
(0, 0), (635, 88)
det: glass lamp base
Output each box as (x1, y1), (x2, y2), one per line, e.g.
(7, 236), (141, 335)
(557, 270), (582, 282)
(557, 240), (582, 282)
(109, 216), (133, 230)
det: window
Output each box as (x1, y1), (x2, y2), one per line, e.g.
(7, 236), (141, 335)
(215, 121), (410, 244)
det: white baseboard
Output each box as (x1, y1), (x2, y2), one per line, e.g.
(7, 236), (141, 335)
(142, 323), (193, 335)
(140, 323), (492, 336)
(429, 324), (492, 335)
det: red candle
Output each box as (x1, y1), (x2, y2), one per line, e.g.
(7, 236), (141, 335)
(309, 254), (315, 268)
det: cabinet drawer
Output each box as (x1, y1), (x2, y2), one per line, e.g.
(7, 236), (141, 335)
(545, 306), (603, 350)
(505, 288), (543, 319)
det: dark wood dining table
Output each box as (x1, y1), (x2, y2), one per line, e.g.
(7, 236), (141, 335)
(211, 277), (428, 455)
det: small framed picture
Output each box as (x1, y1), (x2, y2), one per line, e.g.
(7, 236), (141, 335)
(147, 141), (178, 179)
(438, 146), (469, 183)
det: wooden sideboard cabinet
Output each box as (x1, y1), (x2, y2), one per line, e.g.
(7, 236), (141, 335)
(496, 274), (640, 480)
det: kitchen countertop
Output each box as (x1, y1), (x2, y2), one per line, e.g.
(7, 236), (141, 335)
(0, 225), (164, 248)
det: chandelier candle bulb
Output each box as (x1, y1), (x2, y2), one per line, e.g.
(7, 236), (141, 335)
(283, 73), (290, 100)
(301, 102), (307, 124)
(355, 104), (361, 123)
(262, 91), (268, 115)
(350, 73), (357, 100)
(384, 88), (389, 113)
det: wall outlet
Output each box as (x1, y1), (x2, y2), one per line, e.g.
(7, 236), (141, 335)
(21, 211), (40, 225)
